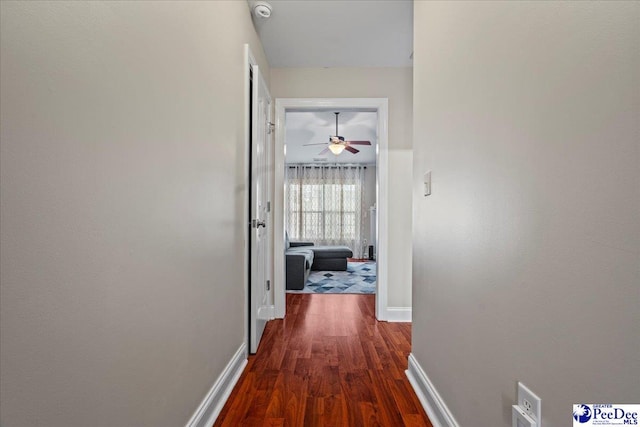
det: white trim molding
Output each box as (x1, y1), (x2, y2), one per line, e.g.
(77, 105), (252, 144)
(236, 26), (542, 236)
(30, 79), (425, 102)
(406, 353), (459, 427)
(257, 304), (275, 321)
(273, 98), (389, 320)
(243, 43), (256, 362)
(185, 344), (248, 427)
(385, 307), (412, 322)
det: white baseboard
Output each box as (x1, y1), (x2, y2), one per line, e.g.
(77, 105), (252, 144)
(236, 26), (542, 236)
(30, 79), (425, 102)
(385, 306), (412, 322)
(406, 353), (459, 427)
(185, 343), (248, 427)
(258, 304), (275, 320)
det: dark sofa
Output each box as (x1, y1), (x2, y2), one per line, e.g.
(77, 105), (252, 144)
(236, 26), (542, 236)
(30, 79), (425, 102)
(285, 234), (353, 290)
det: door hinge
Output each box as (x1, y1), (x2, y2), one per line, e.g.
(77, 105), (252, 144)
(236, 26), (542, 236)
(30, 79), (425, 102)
(267, 122), (275, 134)
(266, 280), (271, 291)
(267, 201), (271, 212)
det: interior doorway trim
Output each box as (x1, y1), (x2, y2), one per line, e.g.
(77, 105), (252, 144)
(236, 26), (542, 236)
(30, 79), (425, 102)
(273, 98), (389, 320)
(242, 44), (256, 355)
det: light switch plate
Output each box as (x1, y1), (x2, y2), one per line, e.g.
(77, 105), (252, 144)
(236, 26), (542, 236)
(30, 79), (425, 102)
(424, 171), (431, 196)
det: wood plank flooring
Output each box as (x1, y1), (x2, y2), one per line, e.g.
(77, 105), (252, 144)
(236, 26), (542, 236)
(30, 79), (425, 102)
(214, 294), (433, 427)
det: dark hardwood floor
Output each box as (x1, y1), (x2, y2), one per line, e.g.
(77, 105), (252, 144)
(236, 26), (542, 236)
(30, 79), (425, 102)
(214, 294), (433, 427)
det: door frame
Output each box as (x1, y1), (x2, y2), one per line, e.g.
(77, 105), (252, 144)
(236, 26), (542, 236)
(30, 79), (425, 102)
(243, 45), (255, 356)
(273, 98), (389, 320)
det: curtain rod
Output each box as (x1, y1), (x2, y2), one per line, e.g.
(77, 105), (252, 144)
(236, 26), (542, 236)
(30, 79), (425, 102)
(287, 163), (374, 168)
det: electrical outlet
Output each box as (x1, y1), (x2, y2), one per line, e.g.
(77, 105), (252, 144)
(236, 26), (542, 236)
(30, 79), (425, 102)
(517, 382), (541, 425)
(512, 405), (536, 427)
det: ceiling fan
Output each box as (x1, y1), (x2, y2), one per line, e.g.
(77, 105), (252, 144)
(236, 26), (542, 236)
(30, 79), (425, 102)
(303, 112), (372, 155)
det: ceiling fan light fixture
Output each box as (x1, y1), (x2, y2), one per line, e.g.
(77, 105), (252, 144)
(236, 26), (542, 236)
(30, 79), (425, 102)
(328, 144), (345, 155)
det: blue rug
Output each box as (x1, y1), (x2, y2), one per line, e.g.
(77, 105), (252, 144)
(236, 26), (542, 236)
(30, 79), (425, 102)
(289, 261), (376, 294)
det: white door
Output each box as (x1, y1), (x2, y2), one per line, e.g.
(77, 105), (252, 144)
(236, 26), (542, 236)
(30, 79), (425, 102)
(250, 65), (272, 353)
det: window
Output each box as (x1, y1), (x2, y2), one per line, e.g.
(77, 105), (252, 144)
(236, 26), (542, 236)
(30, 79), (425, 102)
(288, 182), (359, 241)
(285, 165), (365, 255)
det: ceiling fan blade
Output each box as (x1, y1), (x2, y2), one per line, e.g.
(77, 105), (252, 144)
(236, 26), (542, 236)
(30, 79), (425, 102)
(347, 140), (371, 145)
(345, 146), (359, 154)
(303, 142), (329, 146)
(318, 147), (330, 155)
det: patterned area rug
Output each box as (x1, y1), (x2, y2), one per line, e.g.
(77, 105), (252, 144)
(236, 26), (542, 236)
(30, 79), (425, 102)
(289, 261), (376, 294)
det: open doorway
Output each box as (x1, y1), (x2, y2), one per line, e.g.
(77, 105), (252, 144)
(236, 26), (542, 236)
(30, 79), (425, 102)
(283, 111), (377, 295)
(273, 98), (389, 320)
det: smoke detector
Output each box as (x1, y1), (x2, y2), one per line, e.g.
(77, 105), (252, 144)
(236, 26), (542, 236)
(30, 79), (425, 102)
(252, 1), (272, 19)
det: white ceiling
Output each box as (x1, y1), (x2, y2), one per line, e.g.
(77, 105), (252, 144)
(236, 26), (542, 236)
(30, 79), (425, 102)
(250, 0), (413, 68)
(251, 1), (405, 164)
(285, 111), (377, 164)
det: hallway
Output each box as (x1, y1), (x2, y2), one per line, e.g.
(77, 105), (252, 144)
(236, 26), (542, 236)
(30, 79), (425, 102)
(215, 294), (432, 426)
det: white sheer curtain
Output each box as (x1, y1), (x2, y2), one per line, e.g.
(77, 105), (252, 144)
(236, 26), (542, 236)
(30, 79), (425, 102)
(285, 165), (366, 258)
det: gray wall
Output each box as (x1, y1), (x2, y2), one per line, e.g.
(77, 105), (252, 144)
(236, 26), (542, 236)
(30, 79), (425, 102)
(0, 1), (269, 426)
(412, 2), (640, 426)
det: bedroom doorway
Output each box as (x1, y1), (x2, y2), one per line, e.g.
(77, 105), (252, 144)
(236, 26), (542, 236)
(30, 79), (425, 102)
(273, 98), (389, 320)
